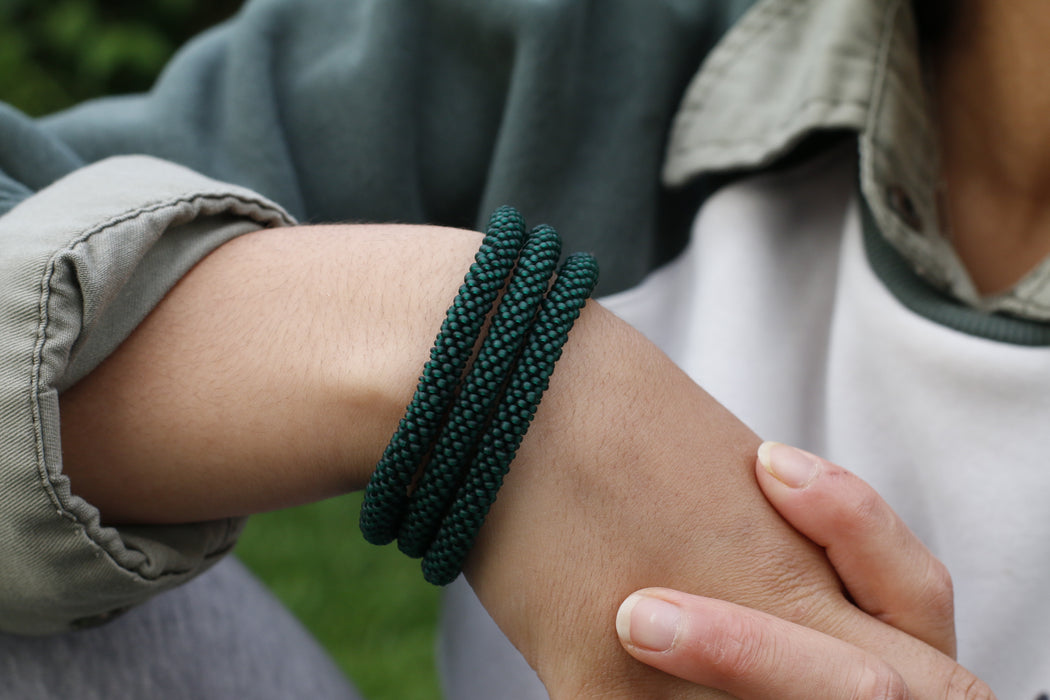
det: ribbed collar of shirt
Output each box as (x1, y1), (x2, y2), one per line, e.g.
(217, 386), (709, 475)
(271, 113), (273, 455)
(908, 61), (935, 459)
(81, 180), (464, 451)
(663, 0), (1050, 321)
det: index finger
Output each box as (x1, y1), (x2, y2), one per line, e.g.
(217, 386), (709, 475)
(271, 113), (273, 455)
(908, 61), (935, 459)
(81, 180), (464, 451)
(755, 442), (956, 657)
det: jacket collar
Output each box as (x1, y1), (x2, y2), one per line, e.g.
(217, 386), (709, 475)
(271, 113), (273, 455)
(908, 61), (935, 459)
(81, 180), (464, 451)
(663, 0), (988, 308)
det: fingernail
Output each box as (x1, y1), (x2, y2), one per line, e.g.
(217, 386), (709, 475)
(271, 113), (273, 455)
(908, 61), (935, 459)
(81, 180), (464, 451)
(758, 441), (821, 489)
(616, 593), (680, 652)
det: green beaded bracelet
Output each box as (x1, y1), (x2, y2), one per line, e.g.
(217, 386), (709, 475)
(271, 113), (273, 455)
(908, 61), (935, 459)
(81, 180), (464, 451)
(359, 207), (526, 545)
(360, 206), (598, 586)
(396, 225), (563, 558)
(421, 252), (599, 585)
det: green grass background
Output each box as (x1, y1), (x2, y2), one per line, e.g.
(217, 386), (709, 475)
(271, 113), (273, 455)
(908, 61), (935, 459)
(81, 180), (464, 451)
(2, 3), (444, 697)
(237, 495), (444, 700)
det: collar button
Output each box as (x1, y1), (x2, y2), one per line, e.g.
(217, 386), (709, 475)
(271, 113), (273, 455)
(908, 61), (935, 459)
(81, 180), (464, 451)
(886, 184), (923, 231)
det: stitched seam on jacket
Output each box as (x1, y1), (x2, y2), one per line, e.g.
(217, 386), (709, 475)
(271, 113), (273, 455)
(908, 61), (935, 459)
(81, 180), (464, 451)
(669, 0), (868, 157)
(29, 191), (291, 581)
(670, 100), (867, 154)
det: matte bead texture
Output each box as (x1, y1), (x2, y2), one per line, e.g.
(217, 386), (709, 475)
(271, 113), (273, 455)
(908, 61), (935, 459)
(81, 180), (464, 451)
(359, 207), (598, 587)
(359, 207), (526, 545)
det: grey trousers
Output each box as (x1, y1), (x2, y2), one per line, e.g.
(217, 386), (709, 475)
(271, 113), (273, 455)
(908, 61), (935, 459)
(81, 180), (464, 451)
(0, 558), (361, 699)
(438, 577), (546, 700)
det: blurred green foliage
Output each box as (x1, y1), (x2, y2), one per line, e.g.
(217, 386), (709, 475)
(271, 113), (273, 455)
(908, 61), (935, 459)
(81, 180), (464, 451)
(0, 0), (242, 115)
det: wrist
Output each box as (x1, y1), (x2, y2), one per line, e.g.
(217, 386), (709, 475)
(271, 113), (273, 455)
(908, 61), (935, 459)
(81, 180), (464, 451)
(457, 304), (853, 694)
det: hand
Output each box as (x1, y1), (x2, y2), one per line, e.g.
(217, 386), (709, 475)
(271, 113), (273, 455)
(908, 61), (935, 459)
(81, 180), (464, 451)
(461, 314), (991, 699)
(615, 442), (996, 699)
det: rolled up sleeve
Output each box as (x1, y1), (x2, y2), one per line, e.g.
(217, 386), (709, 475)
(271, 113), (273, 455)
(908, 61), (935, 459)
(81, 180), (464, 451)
(0, 155), (294, 634)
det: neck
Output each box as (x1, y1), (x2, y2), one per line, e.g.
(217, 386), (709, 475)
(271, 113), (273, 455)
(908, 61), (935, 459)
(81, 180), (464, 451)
(932, 0), (1050, 198)
(929, 0), (1050, 294)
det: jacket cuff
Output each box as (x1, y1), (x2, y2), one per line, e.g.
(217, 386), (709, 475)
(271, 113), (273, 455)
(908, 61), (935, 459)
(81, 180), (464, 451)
(0, 155), (295, 634)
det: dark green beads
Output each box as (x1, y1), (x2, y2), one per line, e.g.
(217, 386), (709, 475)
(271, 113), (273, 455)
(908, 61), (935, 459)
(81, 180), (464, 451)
(359, 206), (599, 585)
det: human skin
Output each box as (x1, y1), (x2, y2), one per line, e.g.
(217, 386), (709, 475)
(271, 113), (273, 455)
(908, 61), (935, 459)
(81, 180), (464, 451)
(60, 223), (991, 698)
(930, 0), (1050, 293)
(619, 443), (994, 699)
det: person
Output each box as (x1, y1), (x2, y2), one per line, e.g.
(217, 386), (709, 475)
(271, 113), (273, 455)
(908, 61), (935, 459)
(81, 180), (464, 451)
(0, 0), (1039, 698)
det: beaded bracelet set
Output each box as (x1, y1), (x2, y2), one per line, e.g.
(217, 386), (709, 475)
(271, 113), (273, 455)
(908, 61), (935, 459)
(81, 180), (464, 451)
(359, 206), (599, 585)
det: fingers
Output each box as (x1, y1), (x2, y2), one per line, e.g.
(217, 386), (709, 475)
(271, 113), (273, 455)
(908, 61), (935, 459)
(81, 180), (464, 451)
(616, 588), (912, 700)
(755, 442), (956, 657)
(612, 441), (988, 698)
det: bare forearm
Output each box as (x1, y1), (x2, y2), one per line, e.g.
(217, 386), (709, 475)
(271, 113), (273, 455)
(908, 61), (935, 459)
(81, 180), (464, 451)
(60, 224), (484, 522)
